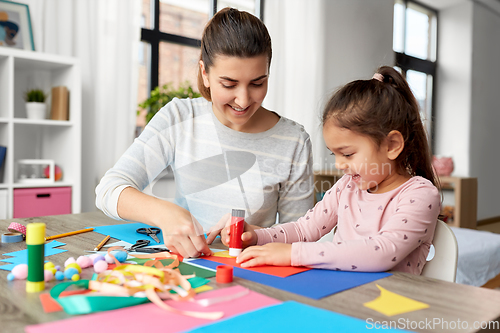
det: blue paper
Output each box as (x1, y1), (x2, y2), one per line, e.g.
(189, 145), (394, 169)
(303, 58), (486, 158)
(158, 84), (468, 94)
(0, 241), (67, 271)
(191, 258), (391, 299)
(93, 222), (164, 245)
(187, 301), (410, 332)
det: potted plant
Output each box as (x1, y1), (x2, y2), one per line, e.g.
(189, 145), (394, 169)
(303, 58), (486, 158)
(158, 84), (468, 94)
(24, 89), (48, 120)
(138, 81), (201, 124)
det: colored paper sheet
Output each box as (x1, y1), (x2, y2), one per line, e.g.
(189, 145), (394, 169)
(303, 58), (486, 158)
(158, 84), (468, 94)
(93, 223), (165, 245)
(25, 286), (281, 333)
(126, 258), (216, 278)
(211, 250), (233, 258)
(187, 301), (410, 332)
(363, 284), (429, 316)
(202, 253), (310, 278)
(0, 241), (67, 271)
(194, 285), (213, 293)
(40, 290), (92, 313)
(191, 258), (391, 300)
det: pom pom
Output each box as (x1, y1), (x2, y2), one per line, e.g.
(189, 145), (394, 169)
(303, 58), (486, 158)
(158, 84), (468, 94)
(92, 255), (105, 264)
(114, 251), (128, 263)
(55, 271), (65, 281)
(7, 273), (15, 281)
(12, 264), (28, 280)
(44, 270), (54, 282)
(64, 267), (79, 279)
(89, 253), (101, 261)
(71, 274), (80, 281)
(66, 262), (82, 273)
(64, 257), (76, 267)
(76, 256), (93, 268)
(55, 265), (61, 271)
(104, 253), (115, 264)
(93, 260), (108, 273)
(44, 262), (56, 274)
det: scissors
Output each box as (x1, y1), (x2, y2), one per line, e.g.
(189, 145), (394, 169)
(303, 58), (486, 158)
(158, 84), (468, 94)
(136, 227), (161, 243)
(125, 239), (169, 253)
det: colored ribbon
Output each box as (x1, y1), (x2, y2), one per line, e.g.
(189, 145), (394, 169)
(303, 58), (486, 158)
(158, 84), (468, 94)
(8, 222), (27, 236)
(1, 232), (24, 243)
(51, 246), (224, 319)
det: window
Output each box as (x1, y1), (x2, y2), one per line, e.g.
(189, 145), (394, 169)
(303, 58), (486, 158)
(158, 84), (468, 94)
(393, 0), (437, 142)
(137, 0), (263, 133)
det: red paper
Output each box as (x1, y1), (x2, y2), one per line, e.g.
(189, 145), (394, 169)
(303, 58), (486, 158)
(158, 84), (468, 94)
(202, 255), (310, 278)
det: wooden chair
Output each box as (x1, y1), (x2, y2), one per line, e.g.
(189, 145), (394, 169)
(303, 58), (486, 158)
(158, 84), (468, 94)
(421, 220), (458, 282)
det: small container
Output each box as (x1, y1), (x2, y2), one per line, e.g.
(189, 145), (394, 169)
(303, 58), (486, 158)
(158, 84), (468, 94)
(216, 265), (233, 283)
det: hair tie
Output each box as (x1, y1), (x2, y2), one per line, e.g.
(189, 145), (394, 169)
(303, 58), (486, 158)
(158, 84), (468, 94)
(372, 73), (384, 82)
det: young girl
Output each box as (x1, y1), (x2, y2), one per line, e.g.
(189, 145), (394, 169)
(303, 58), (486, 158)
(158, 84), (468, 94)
(95, 8), (314, 259)
(233, 66), (440, 275)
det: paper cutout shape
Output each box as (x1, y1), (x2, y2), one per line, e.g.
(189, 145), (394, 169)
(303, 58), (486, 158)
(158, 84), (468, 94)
(191, 258), (391, 300)
(93, 223), (165, 245)
(211, 250), (233, 258)
(26, 286), (280, 333)
(202, 253), (310, 278)
(194, 285), (212, 293)
(363, 284), (429, 316)
(40, 290), (92, 313)
(187, 301), (409, 332)
(0, 241), (67, 271)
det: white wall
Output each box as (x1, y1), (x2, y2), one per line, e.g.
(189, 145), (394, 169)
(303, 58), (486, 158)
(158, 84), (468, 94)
(469, 2), (500, 219)
(321, 0), (394, 169)
(435, 1), (500, 220)
(435, 2), (472, 177)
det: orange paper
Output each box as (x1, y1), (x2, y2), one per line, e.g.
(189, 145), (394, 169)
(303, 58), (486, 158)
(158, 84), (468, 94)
(40, 290), (91, 313)
(202, 252), (310, 278)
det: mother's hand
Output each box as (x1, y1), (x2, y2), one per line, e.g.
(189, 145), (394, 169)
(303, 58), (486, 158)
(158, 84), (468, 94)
(155, 206), (212, 258)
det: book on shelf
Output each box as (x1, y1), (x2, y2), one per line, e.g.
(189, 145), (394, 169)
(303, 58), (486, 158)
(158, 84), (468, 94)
(0, 145), (6, 182)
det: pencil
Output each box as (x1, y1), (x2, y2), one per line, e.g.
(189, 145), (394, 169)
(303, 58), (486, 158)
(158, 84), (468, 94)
(94, 235), (111, 251)
(45, 228), (94, 241)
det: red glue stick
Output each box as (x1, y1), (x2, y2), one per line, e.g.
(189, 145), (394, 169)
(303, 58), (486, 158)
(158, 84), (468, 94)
(229, 209), (245, 257)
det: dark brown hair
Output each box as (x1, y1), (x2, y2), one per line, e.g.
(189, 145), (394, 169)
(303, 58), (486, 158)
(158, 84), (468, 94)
(197, 7), (272, 100)
(322, 66), (438, 186)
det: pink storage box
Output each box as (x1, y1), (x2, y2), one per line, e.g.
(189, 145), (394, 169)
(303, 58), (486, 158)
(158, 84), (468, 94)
(13, 187), (71, 218)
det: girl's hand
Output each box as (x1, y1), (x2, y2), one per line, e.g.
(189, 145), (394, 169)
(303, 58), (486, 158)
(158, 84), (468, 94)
(236, 243), (292, 267)
(222, 222), (259, 248)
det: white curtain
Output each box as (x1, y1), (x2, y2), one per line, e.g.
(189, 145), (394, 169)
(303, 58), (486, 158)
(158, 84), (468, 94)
(263, 0), (327, 171)
(17, 0), (141, 212)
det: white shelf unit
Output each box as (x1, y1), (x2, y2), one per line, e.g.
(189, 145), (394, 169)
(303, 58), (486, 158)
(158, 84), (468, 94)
(0, 48), (81, 218)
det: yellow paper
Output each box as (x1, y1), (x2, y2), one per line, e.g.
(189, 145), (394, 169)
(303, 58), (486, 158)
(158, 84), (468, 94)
(194, 285), (213, 293)
(363, 285), (429, 316)
(212, 250), (233, 258)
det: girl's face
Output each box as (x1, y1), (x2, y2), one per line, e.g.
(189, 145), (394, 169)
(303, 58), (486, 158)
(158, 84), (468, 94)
(200, 55), (269, 132)
(323, 121), (404, 193)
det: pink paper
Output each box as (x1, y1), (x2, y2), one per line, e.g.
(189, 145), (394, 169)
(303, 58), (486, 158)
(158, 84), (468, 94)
(25, 286), (280, 333)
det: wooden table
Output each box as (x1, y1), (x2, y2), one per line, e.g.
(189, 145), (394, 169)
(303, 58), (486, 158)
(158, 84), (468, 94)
(1, 212), (500, 333)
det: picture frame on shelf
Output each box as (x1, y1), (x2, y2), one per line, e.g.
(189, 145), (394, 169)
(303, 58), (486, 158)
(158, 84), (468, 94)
(16, 159), (54, 184)
(0, 0), (35, 51)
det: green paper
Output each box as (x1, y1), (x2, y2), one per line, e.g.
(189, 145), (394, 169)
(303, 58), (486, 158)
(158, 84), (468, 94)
(188, 276), (210, 288)
(126, 258), (215, 278)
